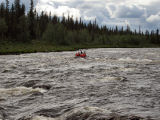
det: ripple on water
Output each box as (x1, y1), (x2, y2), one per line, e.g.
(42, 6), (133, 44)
(31, 116), (56, 120)
(0, 87), (46, 97)
(0, 48), (160, 120)
(0, 107), (8, 120)
(30, 106), (144, 120)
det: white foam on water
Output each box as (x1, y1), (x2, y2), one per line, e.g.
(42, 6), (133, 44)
(73, 63), (93, 69)
(31, 116), (56, 120)
(82, 106), (105, 113)
(0, 115), (3, 120)
(95, 58), (101, 60)
(145, 53), (155, 55)
(31, 107), (108, 120)
(118, 57), (134, 62)
(100, 76), (124, 82)
(118, 57), (152, 62)
(106, 51), (127, 53)
(119, 67), (136, 72)
(57, 106), (110, 120)
(0, 87), (46, 97)
(139, 59), (152, 62)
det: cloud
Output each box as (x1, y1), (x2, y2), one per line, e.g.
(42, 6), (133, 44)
(0, 0), (160, 30)
(106, 4), (146, 18)
(146, 12), (160, 24)
(35, 1), (80, 19)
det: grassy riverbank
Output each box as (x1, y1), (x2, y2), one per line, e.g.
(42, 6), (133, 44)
(0, 40), (159, 55)
(0, 42), (104, 55)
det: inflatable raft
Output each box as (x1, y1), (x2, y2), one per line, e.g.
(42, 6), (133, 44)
(75, 52), (86, 58)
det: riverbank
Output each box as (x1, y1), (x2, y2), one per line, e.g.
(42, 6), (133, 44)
(0, 42), (105, 55)
(0, 40), (160, 55)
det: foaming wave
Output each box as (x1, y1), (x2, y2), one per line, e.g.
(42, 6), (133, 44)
(28, 107), (109, 120)
(106, 50), (127, 53)
(118, 57), (152, 62)
(0, 114), (3, 120)
(119, 67), (136, 72)
(145, 53), (155, 55)
(57, 107), (142, 120)
(0, 115), (3, 120)
(31, 116), (56, 120)
(73, 64), (93, 69)
(0, 87), (46, 97)
(100, 76), (126, 82)
(25, 106), (145, 120)
(0, 107), (8, 120)
(57, 107), (110, 120)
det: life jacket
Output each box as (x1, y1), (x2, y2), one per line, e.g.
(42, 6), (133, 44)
(80, 53), (86, 57)
(75, 53), (80, 56)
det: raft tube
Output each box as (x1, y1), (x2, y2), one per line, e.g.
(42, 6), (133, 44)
(75, 53), (86, 58)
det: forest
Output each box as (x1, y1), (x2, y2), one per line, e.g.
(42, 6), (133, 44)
(0, 0), (160, 54)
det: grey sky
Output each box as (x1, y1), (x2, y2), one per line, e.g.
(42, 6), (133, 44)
(0, 0), (160, 30)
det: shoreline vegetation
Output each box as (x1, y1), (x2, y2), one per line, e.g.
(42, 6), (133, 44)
(0, 41), (159, 55)
(0, 0), (160, 55)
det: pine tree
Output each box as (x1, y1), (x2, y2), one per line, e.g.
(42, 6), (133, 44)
(5, 0), (9, 37)
(14, 0), (20, 18)
(61, 13), (66, 25)
(0, 3), (5, 18)
(18, 15), (30, 42)
(10, 4), (16, 38)
(156, 29), (159, 44)
(5, 0), (9, 18)
(28, 0), (35, 39)
(52, 15), (58, 24)
(0, 18), (8, 40)
(5, 0), (9, 11)
(21, 4), (25, 16)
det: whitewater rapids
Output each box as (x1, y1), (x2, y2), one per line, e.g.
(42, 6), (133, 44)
(0, 48), (160, 120)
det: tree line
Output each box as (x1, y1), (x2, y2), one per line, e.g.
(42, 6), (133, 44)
(0, 0), (160, 47)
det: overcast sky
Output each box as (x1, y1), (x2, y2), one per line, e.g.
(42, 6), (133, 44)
(1, 0), (160, 30)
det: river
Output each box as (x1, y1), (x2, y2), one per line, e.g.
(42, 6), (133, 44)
(0, 48), (160, 120)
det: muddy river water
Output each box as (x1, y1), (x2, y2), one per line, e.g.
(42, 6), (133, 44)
(0, 48), (160, 120)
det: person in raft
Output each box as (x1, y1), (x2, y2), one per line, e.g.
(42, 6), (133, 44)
(80, 50), (86, 54)
(75, 49), (86, 57)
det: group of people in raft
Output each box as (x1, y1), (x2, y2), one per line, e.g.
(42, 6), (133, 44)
(75, 50), (86, 58)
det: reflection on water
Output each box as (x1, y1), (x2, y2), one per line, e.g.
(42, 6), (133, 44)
(0, 48), (160, 120)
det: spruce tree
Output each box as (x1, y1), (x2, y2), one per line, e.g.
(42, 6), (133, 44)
(18, 15), (30, 42)
(0, 18), (8, 40)
(14, 0), (20, 18)
(5, 0), (9, 11)
(156, 29), (159, 44)
(0, 3), (5, 18)
(5, 0), (9, 37)
(29, 0), (35, 39)
(10, 4), (16, 38)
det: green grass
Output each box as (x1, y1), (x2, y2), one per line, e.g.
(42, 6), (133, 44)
(0, 40), (160, 55)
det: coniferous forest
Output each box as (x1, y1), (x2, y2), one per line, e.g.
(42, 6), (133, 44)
(0, 0), (160, 54)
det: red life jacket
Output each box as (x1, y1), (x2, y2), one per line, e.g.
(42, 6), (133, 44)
(80, 53), (86, 57)
(75, 53), (80, 56)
